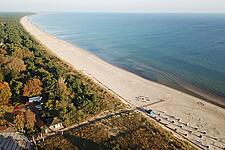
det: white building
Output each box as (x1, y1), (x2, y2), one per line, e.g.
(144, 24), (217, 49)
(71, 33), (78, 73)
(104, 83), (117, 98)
(45, 117), (64, 134)
(29, 96), (42, 103)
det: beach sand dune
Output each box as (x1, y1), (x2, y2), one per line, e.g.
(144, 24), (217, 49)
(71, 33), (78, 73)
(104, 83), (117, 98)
(21, 16), (225, 147)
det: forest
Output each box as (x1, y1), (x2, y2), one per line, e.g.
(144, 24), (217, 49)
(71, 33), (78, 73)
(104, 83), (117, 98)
(0, 13), (197, 150)
(0, 13), (123, 136)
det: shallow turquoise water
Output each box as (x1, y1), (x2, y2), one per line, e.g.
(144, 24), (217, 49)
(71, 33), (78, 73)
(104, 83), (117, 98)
(30, 13), (225, 107)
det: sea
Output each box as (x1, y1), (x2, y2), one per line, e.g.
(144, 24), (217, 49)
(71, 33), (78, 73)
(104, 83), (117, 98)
(29, 13), (225, 108)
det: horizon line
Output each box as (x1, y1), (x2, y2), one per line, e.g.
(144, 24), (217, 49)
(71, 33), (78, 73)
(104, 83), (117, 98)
(1, 11), (225, 15)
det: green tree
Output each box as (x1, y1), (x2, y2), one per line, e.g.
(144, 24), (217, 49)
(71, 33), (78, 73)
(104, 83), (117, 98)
(10, 80), (23, 99)
(0, 105), (13, 126)
(57, 77), (73, 100)
(0, 71), (4, 82)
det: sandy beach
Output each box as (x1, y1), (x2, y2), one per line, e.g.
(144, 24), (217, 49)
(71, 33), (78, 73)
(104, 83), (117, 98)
(21, 16), (225, 148)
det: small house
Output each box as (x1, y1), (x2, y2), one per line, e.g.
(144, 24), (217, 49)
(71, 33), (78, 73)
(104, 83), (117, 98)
(45, 117), (64, 133)
(29, 96), (42, 103)
(34, 104), (42, 110)
(28, 96), (43, 110)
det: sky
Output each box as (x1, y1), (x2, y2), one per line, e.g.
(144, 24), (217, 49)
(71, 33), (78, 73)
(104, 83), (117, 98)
(1, 0), (225, 13)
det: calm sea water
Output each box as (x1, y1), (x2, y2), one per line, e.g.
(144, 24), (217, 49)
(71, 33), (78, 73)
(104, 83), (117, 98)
(30, 13), (225, 107)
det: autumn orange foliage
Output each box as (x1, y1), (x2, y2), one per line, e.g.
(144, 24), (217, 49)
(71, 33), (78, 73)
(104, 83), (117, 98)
(13, 47), (34, 59)
(5, 57), (26, 73)
(23, 78), (43, 97)
(0, 82), (12, 104)
(14, 109), (36, 131)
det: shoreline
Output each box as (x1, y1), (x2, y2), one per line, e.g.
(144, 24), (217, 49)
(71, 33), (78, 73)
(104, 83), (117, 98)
(116, 62), (225, 109)
(28, 14), (225, 109)
(20, 16), (225, 143)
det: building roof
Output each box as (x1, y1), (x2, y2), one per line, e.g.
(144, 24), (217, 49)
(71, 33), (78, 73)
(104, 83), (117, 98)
(50, 117), (62, 126)
(13, 105), (26, 113)
(0, 132), (32, 150)
(46, 117), (62, 127)
(29, 96), (42, 102)
(34, 104), (42, 110)
(0, 126), (7, 131)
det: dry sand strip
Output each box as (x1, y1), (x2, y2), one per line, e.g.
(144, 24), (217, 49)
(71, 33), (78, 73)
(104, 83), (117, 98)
(20, 16), (225, 144)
